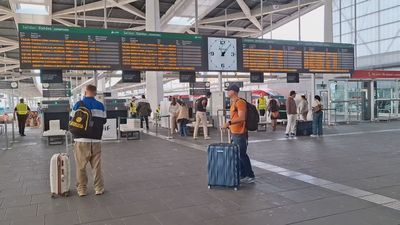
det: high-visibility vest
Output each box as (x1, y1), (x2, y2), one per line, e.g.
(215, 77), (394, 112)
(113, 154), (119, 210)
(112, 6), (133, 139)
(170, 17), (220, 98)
(129, 102), (137, 113)
(257, 97), (267, 110)
(16, 103), (29, 115)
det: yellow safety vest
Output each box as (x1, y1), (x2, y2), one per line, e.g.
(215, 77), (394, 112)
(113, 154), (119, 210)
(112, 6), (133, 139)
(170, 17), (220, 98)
(258, 97), (267, 110)
(16, 103), (29, 115)
(129, 102), (137, 113)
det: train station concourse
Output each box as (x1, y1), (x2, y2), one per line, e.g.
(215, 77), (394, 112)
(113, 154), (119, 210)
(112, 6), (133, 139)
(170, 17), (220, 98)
(1, 0), (400, 224)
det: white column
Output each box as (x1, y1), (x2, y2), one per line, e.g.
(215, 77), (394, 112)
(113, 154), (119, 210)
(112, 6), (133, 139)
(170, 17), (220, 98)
(145, 0), (163, 111)
(324, 0), (334, 42)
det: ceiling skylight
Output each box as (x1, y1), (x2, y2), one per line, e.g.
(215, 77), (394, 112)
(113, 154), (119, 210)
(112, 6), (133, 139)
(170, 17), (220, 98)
(16, 3), (49, 15)
(168, 16), (195, 26)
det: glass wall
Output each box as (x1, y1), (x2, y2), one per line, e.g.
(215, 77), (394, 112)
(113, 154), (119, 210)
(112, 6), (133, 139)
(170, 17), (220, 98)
(332, 0), (400, 58)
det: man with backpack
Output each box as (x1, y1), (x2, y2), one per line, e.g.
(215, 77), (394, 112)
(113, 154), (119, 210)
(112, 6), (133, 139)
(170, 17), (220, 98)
(268, 95), (280, 131)
(193, 92), (211, 140)
(70, 85), (106, 197)
(136, 95), (152, 130)
(222, 84), (256, 184)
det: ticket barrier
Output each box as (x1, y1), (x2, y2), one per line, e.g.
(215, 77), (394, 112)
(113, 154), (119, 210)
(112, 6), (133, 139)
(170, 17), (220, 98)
(103, 99), (128, 141)
(41, 100), (70, 145)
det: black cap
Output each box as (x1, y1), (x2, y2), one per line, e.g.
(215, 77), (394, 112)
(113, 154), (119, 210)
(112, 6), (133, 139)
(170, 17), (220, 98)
(225, 84), (240, 93)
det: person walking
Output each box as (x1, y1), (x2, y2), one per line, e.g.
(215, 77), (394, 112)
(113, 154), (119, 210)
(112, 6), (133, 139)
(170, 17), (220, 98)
(268, 96), (280, 131)
(71, 85), (106, 197)
(285, 90), (297, 138)
(176, 100), (189, 137)
(169, 97), (180, 135)
(311, 95), (324, 137)
(136, 95), (152, 130)
(14, 98), (30, 136)
(129, 97), (137, 118)
(297, 95), (309, 121)
(257, 93), (267, 117)
(222, 84), (255, 184)
(193, 92), (211, 140)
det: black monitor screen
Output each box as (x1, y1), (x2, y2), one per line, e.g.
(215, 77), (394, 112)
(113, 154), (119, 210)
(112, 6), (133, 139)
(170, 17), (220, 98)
(287, 73), (300, 83)
(179, 71), (196, 83)
(250, 72), (264, 83)
(122, 70), (141, 83)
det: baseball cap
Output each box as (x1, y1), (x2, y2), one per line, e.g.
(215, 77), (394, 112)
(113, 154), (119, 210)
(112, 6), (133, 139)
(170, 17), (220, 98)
(225, 84), (240, 93)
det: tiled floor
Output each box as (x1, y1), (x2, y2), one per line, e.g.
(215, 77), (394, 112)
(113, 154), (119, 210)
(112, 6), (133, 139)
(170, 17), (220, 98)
(1, 122), (400, 224)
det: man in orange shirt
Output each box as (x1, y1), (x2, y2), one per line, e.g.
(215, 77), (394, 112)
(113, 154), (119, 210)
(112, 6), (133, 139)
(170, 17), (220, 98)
(223, 84), (255, 184)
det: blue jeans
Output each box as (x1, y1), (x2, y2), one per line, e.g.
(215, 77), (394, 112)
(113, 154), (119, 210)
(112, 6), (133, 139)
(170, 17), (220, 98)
(231, 134), (255, 178)
(178, 121), (188, 136)
(312, 112), (323, 136)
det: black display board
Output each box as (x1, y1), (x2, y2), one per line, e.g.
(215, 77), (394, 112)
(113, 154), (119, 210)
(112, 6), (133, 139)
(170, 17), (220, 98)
(189, 82), (210, 96)
(179, 71), (196, 83)
(40, 70), (63, 83)
(287, 73), (300, 83)
(122, 70), (141, 83)
(250, 72), (264, 83)
(43, 89), (71, 97)
(224, 81), (244, 88)
(0, 81), (18, 89)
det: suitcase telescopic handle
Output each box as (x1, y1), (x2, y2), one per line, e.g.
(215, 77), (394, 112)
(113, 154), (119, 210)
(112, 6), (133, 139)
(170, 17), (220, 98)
(220, 127), (231, 143)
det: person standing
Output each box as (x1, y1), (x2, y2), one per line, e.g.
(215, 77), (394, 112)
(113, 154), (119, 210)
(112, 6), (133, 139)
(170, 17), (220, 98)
(176, 100), (189, 137)
(14, 98), (30, 136)
(223, 84), (255, 184)
(71, 85), (106, 197)
(285, 90), (297, 138)
(311, 95), (324, 137)
(257, 93), (267, 117)
(136, 95), (152, 130)
(193, 92), (211, 140)
(169, 97), (180, 135)
(36, 102), (42, 127)
(129, 97), (137, 118)
(297, 95), (309, 121)
(268, 96), (280, 131)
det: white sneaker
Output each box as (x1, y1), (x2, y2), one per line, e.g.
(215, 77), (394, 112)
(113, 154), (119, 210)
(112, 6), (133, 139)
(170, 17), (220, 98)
(204, 136), (211, 140)
(310, 134), (317, 137)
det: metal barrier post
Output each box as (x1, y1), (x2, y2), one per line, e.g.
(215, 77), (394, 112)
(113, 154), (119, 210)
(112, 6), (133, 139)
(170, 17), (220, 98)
(166, 115), (172, 139)
(11, 119), (16, 143)
(2, 122), (11, 150)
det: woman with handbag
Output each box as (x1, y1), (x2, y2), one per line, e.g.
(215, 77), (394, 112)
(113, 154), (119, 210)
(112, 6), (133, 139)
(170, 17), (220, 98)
(268, 96), (280, 131)
(311, 95), (323, 137)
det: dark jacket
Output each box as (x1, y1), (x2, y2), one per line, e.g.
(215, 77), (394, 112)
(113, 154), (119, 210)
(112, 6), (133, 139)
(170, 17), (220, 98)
(72, 97), (106, 140)
(286, 96), (297, 115)
(137, 99), (152, 117)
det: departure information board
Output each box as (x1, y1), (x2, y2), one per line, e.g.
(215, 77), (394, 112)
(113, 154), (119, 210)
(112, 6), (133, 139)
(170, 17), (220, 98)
(243, 39), (303, 73)
(242, 38), (354, 73)
(121, 31), (203, 71)
(19, 24), (120, 70)
(19, 24), (354, 74)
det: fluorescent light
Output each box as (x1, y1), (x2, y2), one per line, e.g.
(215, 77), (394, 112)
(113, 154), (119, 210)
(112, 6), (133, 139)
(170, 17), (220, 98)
(168, 16), (195, 26)
(16, 3), (49, 15)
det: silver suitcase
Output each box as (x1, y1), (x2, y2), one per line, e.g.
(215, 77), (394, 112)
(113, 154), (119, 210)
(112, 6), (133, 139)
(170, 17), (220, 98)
(50, 132), (71, 197)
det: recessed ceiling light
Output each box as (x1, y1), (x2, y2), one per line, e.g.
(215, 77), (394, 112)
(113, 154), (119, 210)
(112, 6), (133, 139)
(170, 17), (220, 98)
(16, 3), (49, 15)
(168, 16), (195, 26)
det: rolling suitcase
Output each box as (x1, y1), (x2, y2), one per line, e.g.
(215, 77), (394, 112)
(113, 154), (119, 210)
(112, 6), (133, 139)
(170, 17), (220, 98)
(50, 132), (71, 197)
(207, 129), (240, 190)
(296, 120), (313, 136)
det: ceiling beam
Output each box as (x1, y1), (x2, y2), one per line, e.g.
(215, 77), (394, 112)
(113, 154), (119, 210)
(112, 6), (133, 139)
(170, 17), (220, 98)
(53, 18), (80, 27)
(0, 36), (18, 46)
(111, 0), (145, 19)
(0, 57), (19, 64)
(235, 0), (262, 30)
(197, 25), (260, 33)
(53, 15), (145, 25)
(199, 0), (322, 24)
(53, 0), (144, 19)
(125, 25), (145, 31)
(0, 64), (19, 72)
(0, 5), (12, 14)
(0, 14), (13, 22)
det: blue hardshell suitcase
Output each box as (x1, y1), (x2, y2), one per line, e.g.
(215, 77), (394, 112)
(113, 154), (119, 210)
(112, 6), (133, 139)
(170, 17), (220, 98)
(296, 120), (313, 136)
(207, 130), (240, 190)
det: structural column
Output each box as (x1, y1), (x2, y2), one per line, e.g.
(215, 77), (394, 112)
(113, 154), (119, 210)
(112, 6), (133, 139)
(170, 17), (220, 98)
(324, 0), (333, 42)
(145, 0), (163, 111)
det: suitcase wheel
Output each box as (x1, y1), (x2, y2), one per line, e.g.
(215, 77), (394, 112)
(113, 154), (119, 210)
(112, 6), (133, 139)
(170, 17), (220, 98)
(208, 185), (211, 189)
(233, 187), (238, 191)
(63, 191), (70, 197)
(51, 193), (56, 198)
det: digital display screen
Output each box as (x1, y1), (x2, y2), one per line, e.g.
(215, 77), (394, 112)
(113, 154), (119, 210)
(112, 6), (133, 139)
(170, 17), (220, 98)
(250, 72), (264, 83)
(40, 70), (63, 83)
(179, 71), (196, 83)
(122, 70), (141, 83)
(287, 73), (300, 83)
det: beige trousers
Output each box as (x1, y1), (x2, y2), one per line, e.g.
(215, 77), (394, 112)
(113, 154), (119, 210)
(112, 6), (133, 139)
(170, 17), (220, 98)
(74, 142), (104, 193)
(193, 111), (208, 138)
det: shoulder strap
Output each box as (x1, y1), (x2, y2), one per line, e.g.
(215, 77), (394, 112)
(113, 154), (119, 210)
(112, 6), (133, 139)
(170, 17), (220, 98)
(78, 101), (85, 107)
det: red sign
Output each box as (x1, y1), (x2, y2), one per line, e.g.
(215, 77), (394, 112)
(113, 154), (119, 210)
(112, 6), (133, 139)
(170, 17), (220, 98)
(352, 70), (400, 79)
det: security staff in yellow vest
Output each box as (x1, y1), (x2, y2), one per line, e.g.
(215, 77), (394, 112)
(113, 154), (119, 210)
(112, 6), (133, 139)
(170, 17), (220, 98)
(257, 93), (267, 116)
(14, 98), (30, 136)
(129, 96), (137, 118)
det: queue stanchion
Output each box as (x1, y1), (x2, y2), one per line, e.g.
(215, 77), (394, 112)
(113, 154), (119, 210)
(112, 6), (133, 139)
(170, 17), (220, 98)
(11, 118), (16, 143)
(1, 121), (12, 150)
(166, 115), (172, 139)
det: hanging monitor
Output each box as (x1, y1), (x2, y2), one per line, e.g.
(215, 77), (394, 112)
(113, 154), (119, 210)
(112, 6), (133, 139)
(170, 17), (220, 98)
(122, 70), (141, 83)
(287, 73), (300, 83)
(250, 72), (264, 83)
(40, 70), (63, 83)
(179, 71), (196, 83)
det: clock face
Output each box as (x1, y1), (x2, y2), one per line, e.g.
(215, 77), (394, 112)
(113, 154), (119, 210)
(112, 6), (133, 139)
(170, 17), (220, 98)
(208, 37), (237, 71)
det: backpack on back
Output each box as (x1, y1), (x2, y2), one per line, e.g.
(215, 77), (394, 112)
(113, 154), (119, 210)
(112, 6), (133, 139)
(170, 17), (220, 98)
(195, 97), (207, 112)
(269, 99), (279, 112)
(235, 99), (259, 132)
(69, 101), (93, 138)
